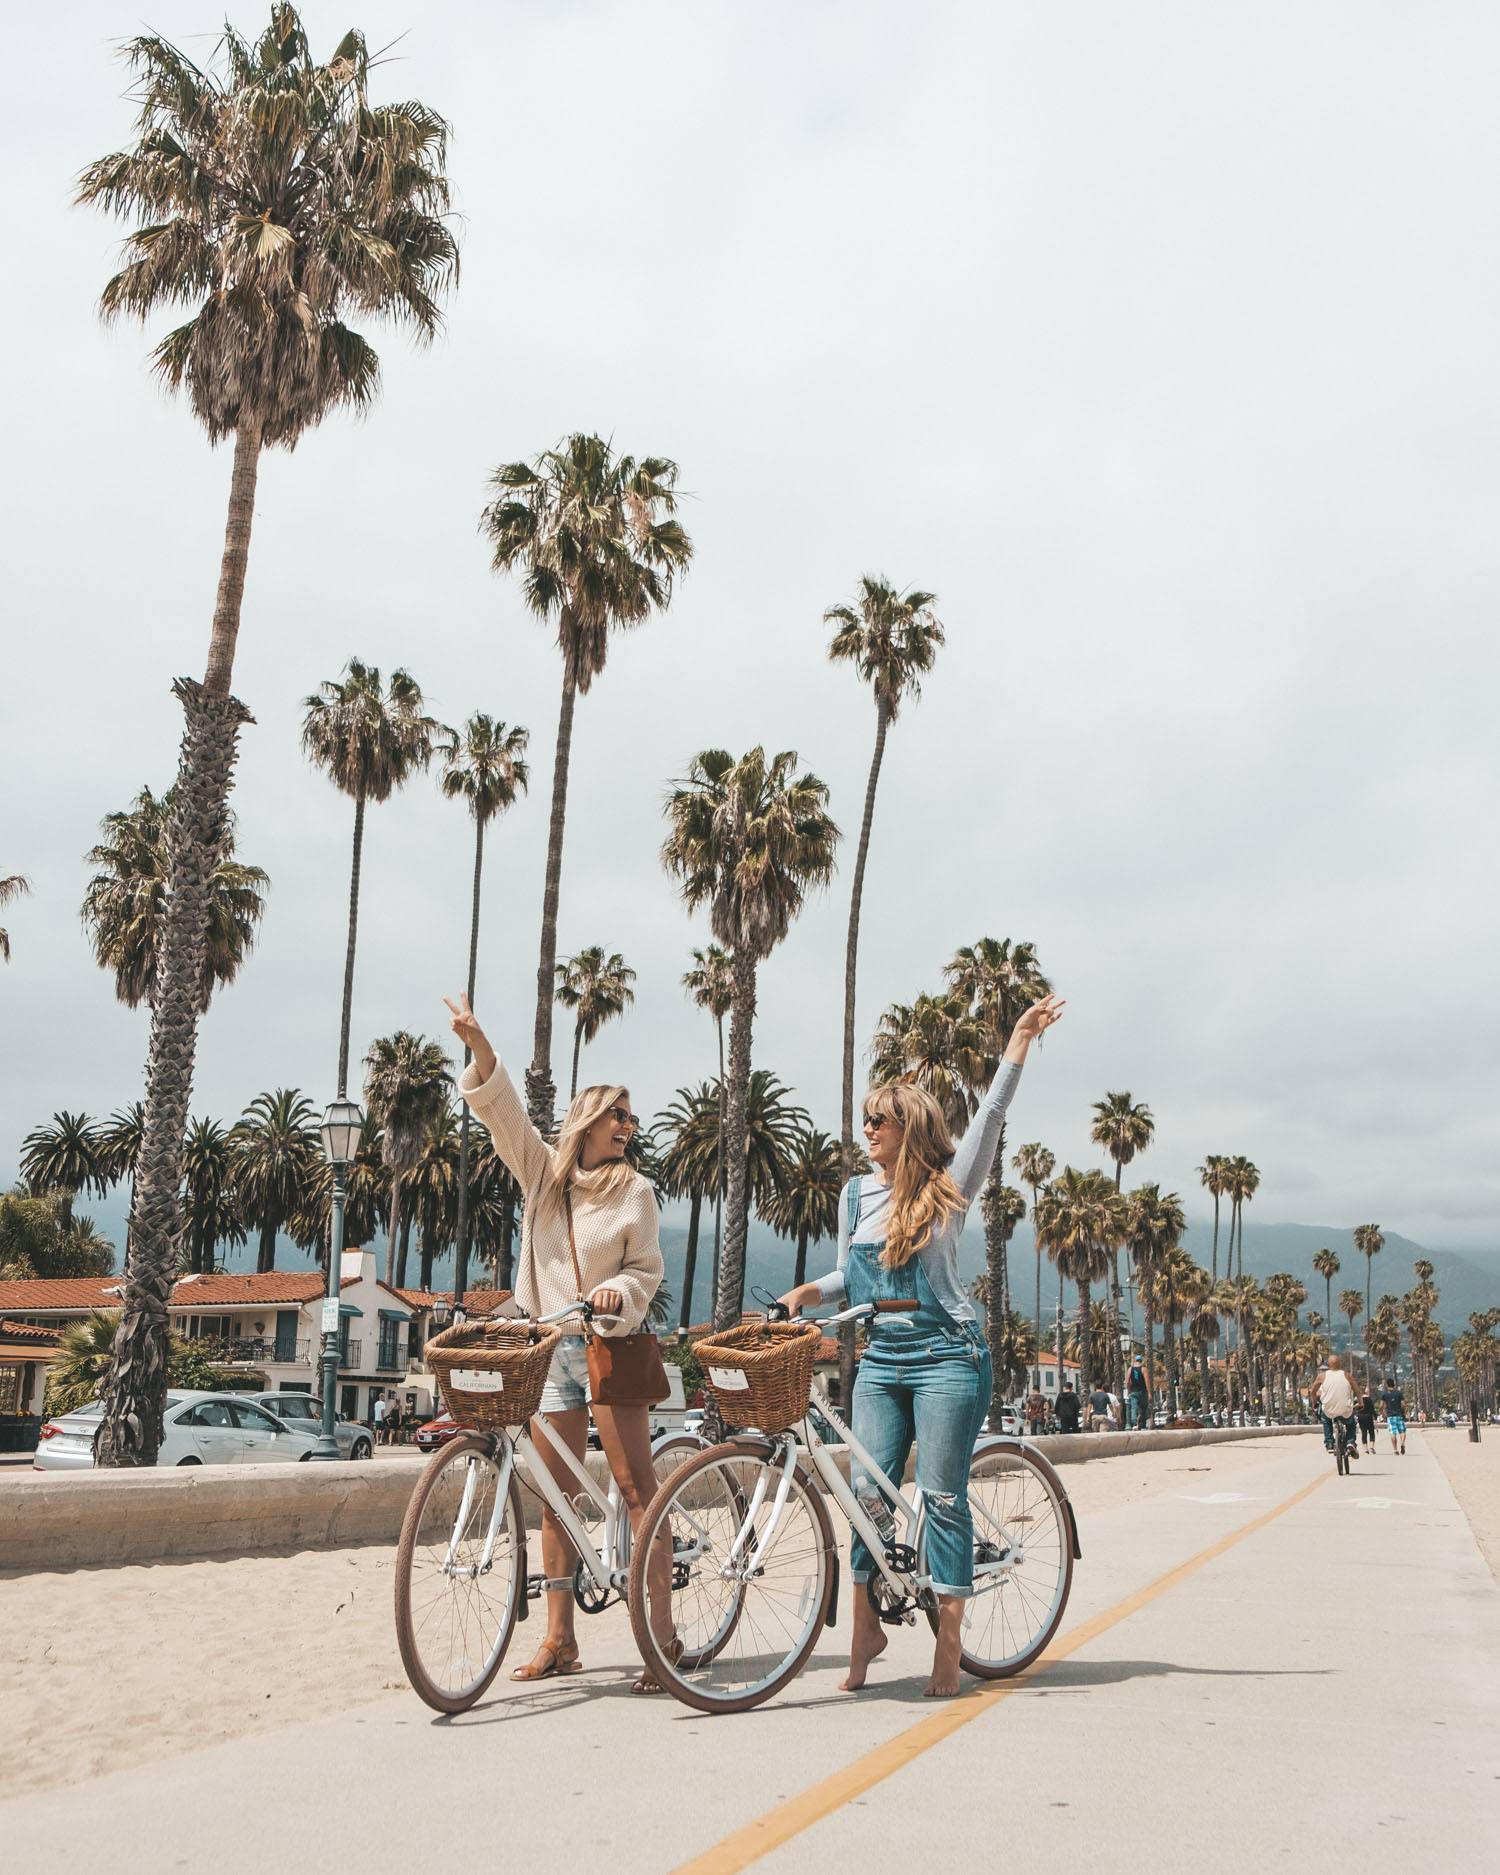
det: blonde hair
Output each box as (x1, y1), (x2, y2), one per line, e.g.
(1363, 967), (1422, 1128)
(544, 1083), (642, 1218)
(863, 1081), (967, 1268)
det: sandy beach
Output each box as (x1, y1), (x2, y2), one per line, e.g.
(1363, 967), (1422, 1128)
(1423, 1424), (1500, 1580)
(4, 1431), (1494, 1802)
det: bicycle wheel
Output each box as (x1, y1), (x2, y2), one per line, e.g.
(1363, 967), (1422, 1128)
(925, 1438), (1074, 1679)
(395, 1433), (526, 1712)
(628, 1439), (835, 1714)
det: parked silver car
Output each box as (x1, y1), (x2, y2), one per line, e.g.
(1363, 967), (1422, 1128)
(34, 1392), (321, 1470)
(250, 1391), (373, 1459)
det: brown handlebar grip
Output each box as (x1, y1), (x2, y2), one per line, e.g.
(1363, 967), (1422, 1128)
(873, 1298), (920, 1312)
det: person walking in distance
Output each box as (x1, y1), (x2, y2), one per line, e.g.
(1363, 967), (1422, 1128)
(1087, 1381), (1113, 1432)
(1356, 1387), (1377, 1456)
(372, 1392), (389, 1446)
(778, 991), (1065, 1698)
(1055, 1382), (1081, 1433)
(1126, 1357), (1149, 1430)
(444, 992), (675, 1690)
(1312, 1353), (1358, 1461)
(1379, 1373), (1409, 1455)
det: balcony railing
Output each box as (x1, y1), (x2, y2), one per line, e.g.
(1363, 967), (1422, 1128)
(339, 1338), (362, 1371)
(376, 1342), (405, 1372)
(190, 1336), (311, 1367)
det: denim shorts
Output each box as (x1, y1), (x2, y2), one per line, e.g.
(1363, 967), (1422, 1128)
(538, 1335), (590, 1414)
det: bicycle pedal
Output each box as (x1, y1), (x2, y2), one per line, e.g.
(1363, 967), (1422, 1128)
(882, 1543), (918, 1574)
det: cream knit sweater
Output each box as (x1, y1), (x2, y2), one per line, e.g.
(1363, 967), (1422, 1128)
(458, 1055), (663, 1337)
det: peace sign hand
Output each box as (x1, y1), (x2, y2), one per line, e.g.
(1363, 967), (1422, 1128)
(1011, 993), (1066, 1044)
(442, 993), (496, 1080)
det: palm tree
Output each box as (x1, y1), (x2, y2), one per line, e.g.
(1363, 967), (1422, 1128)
(682, 945), (734, 1311)
(96, 1102), (146, 1267)
(945, 937), (1051, 1402)
(653, 1084), (722, 1330)
(1090, 1091), (1155, 1404)
(1197, 1155), (1230, 1282)
(0, 873), (31, 961)
(1148, 1246), (1205, 1419)
(81, 786), (268, 1013)
(1126, 1183), (1186, 1410)
(1261, 1273), (1307, 1419)
(825, 576), (944, 1176)
(364, 1033), (452, 1288)
(406, 1104), (462, 1291)
(662, 747), (838, 1326)
(302, 661), (444, 1098)
(970, 1289), (1038, 1401)
(1312, 1248), (1340, 1334)
(1036, 1168), (1123, 1406)
(1224, 1156), (1261, 1282)
(555, 947), (637, 1100)
(20, 1113), (105, 1231)
(1352, 1223), (1384, 1388)
(292, 1114), (389, 1267)
(764, 1125), (846, 1293)
(469, 1133), (522, 1293)
(869, 992), (988, 1129)
(1338, 1288), (1364, 1364)
(0, 1194), (116, 1282)
(1364, 1296), (1401, 1387)
(979, 1183), (1028, 1419)
(439, 713), (530, 1302)
(181, 1117), (246, 1275)
(79, 11), (457, 1465)
(1013, 1143), (1056, 1388)
(482, 433), (693, 1131)
(230, 1090), (320, 1274)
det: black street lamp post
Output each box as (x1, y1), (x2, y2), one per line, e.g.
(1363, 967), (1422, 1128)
(313, 1098), (364, 1463)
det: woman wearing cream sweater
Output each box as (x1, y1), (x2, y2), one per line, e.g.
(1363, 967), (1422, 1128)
(445, 992), (672, 1689)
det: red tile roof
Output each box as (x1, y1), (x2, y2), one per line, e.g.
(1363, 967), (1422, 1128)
(397, 1288), (515, 1316)
(0, 1271), (326, 1313)
(0, 1319), (61, 1344)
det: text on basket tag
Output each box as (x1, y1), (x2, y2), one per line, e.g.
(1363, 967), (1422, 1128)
(451, 1368), (504, 1392)
(708, 1366), (750, 1391)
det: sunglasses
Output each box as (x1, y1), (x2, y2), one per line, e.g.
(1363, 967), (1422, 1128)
(862, 1111), (896, 1132)
(605, 1106), (640, 1130)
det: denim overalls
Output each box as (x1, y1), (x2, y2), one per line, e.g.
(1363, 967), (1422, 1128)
(845, 1177), (993, 1596)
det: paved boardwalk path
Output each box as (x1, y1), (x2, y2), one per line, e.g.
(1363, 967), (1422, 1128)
(6, 1433), (1496, 1871)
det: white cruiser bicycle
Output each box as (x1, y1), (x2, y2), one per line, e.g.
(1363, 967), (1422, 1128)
(394, 1300), (704, 1712)
(627, 1299), (1082, 1714)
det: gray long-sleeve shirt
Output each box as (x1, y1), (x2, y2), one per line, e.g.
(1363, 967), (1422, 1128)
(811, 1057), (1025, 1327)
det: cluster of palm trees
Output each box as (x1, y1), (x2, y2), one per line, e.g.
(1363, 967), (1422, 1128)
(19, 9), (1490, 1464)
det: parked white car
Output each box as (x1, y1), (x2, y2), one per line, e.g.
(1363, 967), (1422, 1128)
(34, 1392), (322, 1470)
(250, 1391), (373, 1459)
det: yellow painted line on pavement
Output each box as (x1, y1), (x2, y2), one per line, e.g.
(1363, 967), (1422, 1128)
(673, 1467), (1328, 1875)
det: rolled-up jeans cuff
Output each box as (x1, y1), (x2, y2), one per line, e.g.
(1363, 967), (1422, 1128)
(927, 1581), (974, 1599)
(849, 1568), (872, 1584)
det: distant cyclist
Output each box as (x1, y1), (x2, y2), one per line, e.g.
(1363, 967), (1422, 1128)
(1311, 1353), (1358, 1461)
(1379, 1374), (1408, 1455)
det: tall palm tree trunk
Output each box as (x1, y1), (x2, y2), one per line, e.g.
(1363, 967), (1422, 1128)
(257, 1216), (276, 1276)
(712, 1018), (725, 1308)
(1210, 1192), (1220, 1284)
(840, 702), (889, 1176)
(396, 1209), (414, 1290)
(1364, 1260), (1373, 1390)
(527, 673), (577, 1132)
(385, 1176), (404, 1288)
(1109, 1160), (1126, 1412)
(570, 1020), (584, 1102)
(497, 1193), (517, 1291)
(1055, 1263), (1066, 1402)
(336, 790), (366, 1100)
(1165, 1286), (1179, 1418)
(717, 950), (758, 1329)
(1142, 1283), (1156, 1414)
(453, 817), (485, 1305)
(1033, 1239), (1043, 1391)
(1077, 1279), (1093, 1405)
(794, 1225), (810, 1291)
(679, 1192), (703, 1332)
(984, 1167), (1008, 1427)
(98, 422), (262, 1467)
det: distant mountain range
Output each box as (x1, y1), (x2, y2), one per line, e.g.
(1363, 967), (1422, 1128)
(72, 1194), (1499, 1335)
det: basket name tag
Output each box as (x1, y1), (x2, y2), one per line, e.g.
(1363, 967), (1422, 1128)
(450, 1368), (504, 1392)
(708, 1366), (750, 1391)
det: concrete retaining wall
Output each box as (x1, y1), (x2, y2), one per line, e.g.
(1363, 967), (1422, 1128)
(0, 1425), (1314, 1573)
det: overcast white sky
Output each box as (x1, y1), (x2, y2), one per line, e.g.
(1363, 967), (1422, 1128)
(2, 1), (1496, 1251)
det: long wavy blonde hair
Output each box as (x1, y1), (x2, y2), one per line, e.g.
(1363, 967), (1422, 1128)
(542, 1083), (642, 1221)
(863, 1081), (967, 1268)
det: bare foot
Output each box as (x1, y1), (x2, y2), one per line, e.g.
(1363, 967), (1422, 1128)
(925, 1598), (964, 1696)
(840, 1631), (888, 1692)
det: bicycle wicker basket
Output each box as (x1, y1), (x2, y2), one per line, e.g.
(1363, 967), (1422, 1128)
(693, 1319), (822, 1431)
(425, 1318), (561, 1432)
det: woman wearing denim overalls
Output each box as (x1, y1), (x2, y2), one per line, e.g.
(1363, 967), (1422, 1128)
(780, 992), (1064, 1696)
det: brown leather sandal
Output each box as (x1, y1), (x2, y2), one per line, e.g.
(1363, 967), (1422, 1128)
(510, 1637), (583, 1682)
(632, 1635), (684, 1695)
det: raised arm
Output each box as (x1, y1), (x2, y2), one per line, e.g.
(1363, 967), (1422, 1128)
(445, 993), (554, 1198)
(950, 993), (1065, 1202)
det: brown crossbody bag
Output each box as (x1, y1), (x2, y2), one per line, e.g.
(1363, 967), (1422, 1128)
(564, 1190), (670, 1407)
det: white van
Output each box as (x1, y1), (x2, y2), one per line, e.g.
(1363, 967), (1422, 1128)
(648, 1368), (691, 1438)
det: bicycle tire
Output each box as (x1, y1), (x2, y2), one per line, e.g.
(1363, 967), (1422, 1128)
(924, 1436), (1075, 1680)
(395, 1433), (526, 1713)
(628, 1437), (836, 1715)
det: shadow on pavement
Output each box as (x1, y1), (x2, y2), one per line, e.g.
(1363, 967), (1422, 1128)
(1033, 1657), (1332, 1689)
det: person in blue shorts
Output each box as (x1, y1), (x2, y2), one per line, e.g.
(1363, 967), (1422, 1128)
(1379, 1375), (1408, 1454)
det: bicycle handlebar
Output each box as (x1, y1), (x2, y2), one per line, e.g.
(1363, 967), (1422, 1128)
(531, 1299), (624, 1329)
